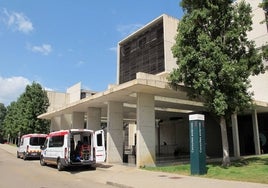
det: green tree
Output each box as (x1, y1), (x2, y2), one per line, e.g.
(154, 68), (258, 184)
(0, 103), (7, 142)
(262, 45), (268, 62)
(2, 102), (20, 142)
(169, 0), (264, 166)
(18, 82), (50, 134)
(2, 82), (50, 142)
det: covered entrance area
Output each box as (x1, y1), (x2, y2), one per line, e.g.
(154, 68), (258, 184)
(39, 73), (268, 167)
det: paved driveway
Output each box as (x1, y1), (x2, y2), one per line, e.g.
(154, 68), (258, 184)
(1, 144), (267, 188)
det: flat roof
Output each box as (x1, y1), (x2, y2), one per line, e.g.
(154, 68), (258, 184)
(39, 73), (205, 120)
(39, 72), (268, 121)
(118, 14), (178, 45)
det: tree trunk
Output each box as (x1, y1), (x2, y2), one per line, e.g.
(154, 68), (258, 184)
(220, 116), (230, 167)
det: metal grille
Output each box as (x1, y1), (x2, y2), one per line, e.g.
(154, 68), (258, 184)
(119, 23), (165, 84)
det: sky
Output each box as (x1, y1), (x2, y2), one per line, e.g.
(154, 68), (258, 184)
(0, 0), (184, 106)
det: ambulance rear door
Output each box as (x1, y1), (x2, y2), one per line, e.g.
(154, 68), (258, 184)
(94, 130), (106, 163)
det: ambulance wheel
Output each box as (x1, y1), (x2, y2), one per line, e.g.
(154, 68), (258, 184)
(57, 159), (64, 171)
(40, 156), (46, 166)
(23, 153), (27, 160)
(17, 152), (20, 158)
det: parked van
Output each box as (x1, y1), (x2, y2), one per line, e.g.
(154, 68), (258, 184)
(40, 129), (106, 171)
(17, 133), (47, 160)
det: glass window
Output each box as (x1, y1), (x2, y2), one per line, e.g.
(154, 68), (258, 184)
(30, 137), (46, 146)
(96, 134), (103, 147)
(49, 136), (64, 147)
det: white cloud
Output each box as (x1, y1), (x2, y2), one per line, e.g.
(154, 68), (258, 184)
(44, 87), (53, 91)
(0, 76), (31, 106)
(76, 60), (86, 67)
(30, 44), (52, 55)
(2, 8), (34, 34)
(116, 23), (144, 37)
(109, 47), (117, 53)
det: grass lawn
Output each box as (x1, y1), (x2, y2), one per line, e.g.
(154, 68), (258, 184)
(145, 154), (268, 184)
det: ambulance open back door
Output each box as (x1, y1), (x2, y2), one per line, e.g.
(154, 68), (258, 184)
(94, 130), (106, 163)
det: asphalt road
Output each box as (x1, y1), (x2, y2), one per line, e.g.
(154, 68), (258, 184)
(2, 144), (268, 188)
(0, 148), (113, 188)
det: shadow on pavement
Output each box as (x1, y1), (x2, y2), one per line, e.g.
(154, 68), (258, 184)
(94, 163), (113, 169)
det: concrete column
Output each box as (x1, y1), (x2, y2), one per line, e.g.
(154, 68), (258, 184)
(252, 109), (261, 155)
(86, 107), (101, 131)
(136, 93), (155, 167)
(107, 101), (123, 163)
(231, 113), (240, 157)
(72, 112), (85, 129)
(61, 114), (72, 130)
(50, 116), (61, 132)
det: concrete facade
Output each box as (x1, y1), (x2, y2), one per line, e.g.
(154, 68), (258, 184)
(246, 0), (268, 49)
(50, 116), (61, 132)
(246, 0), (268, 102)
(107, 102), (124, 163)
(86, 108), (101, 130)
(136, 93), (155, 167)
(163, 15), (179, 74)
(72, 112), (84, 129)
(61, 114), (72, 130)
(39, 1), (268, 167)
(67, 82), (82, 103)
(46, 91), (69, 112)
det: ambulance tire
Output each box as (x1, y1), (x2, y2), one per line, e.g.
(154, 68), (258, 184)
(40, 156), (46, 166)
(23, 153), (27, 160)
(57, 159), (64, 171)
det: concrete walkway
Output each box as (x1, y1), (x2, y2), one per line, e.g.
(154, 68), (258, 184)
(1, 143), (268, 188)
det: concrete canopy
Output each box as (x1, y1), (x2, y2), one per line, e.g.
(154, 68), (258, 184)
(38, 72), (268, 121)
(39, 73), (205, 121)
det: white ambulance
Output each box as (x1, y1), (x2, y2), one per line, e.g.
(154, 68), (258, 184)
(17, 133), (47, 160)
(40, 129), (106, 171)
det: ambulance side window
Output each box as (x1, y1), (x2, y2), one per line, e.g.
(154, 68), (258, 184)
(30, 137), (46, 146)
(49, 137), (53, 147)
(96, 134), (103, 146)
(42, 139), (48, 149)
(49, 136), (64, 147)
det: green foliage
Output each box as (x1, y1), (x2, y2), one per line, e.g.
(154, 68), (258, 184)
(145, 155), (268, 184)
(2, 102), (20, 139)
(2, 82), (50, 140)
(169, 0), (264, 117)
(0, 103), (7, 140)
(262, 45), (268, 61)
(145, 164), (190, 175)
(205, 156), (268, 184)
